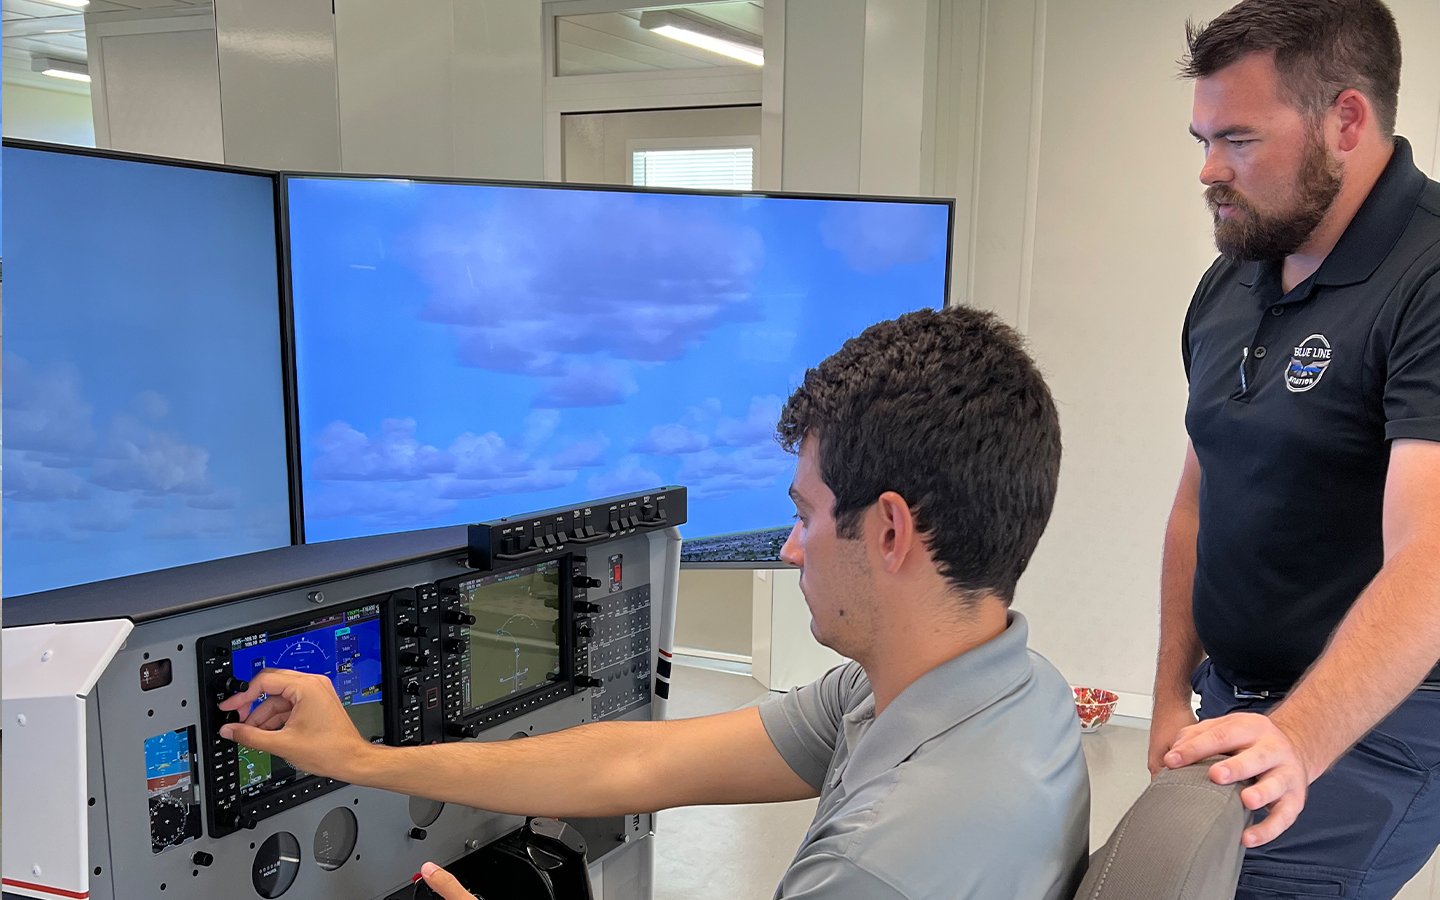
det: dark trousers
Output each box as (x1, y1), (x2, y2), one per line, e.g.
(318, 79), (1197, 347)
(1193, 660), (1440, 899)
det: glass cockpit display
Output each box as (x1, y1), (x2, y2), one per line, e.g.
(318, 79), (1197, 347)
(144, 726), (202, 853)
(459, 560), (564, 713)
(226, 603), (385, 798)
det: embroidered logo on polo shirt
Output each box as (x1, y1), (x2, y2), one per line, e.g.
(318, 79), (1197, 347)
(1285, 334), (1333, 393)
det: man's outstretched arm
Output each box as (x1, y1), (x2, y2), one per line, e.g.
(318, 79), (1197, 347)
(1149, 442), (1205, 776)
(1165, 438), (1440, 846)
(220, 669), (817, 817)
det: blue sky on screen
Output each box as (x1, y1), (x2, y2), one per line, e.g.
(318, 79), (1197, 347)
(1, 148), (291, 596)
(288, 178), (950, 543)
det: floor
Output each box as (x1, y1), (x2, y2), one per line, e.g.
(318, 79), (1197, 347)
(653, 661), (1440, 900)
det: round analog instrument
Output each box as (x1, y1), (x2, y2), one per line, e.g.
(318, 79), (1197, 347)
(313, 807), (359, 871)
(409, 796), (444, 829)
(252, 831), (302, 898)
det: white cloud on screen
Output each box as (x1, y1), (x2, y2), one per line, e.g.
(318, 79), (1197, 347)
(402, 189), (766, 407)
(309, 419), (451, 481)
(131, 390), (170, 420)
(305, 417), (620, 524)
(91, 417), (212, 494)
(820, 202), (945, 274)
(531, 360), (638, 408)
(3, 355), (97, 454)
(624, 394), (790, 500)
(4, 452), (90, 502)
(521, 410), (561, 449)
(552, 433), (609, 469)
(714, 395), (784, 447)
(634, 423), (710, 455)
(2, 355), (252, 539)
(587, 456), (665, 497)
(303, 479), (459, 529)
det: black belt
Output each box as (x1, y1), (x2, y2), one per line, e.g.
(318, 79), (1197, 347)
(1227, 679), (1440, 700)
(1231, 684), (1285, 700)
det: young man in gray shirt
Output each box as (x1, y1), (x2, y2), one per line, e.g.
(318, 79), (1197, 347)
(222, 306), (1091, 899)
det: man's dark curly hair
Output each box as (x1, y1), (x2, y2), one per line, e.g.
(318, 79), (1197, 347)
(1180, 0), (1401, 137)
(776, 306), (1060, 604)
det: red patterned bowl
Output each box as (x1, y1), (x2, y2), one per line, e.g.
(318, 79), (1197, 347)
(1072, 687), (1119, 733)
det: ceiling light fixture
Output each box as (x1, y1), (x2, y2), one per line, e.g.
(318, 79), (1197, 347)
(32, 55), (91, 83)
(639, 10), (763, 66)
(44, 0), (90, 8)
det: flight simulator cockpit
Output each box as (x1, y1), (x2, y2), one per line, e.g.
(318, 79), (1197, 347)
(2, 487), (686, 900)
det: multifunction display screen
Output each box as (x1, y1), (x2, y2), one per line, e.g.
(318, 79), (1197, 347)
(226, 603), (384, 798)
(459, 560), (563, 713)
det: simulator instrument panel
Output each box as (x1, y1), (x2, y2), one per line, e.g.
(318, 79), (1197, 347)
(1, 488), (686, 900)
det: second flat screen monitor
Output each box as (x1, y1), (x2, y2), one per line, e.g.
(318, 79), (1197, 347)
(286, 176), (951, 561)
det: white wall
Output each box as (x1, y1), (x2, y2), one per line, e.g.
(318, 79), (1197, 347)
(82, 1), (544, 177)
(1, 83), (96, 147)
(215, 0), (341, 171)
(332, 0), (544, 178)
(674, 569), (755, 658)
(87, 8), (224, 161)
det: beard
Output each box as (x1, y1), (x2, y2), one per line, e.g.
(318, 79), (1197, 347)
(1206, 130), (1342, 261)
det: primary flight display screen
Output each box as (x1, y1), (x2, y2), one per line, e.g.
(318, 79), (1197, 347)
(226, 604), (385, 799)
(459, 560), (564, 714)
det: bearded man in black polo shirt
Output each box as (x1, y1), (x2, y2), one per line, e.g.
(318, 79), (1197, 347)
(1149, 1), (1440, 897)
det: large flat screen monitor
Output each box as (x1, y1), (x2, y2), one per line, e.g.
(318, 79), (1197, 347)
(285, 176), (952, 563)
(1, 143), (292, 596)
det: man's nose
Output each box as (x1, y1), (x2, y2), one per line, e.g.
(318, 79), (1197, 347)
(1199, 150), (1233, 187)
(779, 522), (803, 566)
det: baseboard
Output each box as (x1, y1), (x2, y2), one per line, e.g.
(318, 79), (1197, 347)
(1074, 689), (1153, 731)
(673, 646), (751, 664)
(673, 647), (754, 676)
(1113, 690), (1151, 721)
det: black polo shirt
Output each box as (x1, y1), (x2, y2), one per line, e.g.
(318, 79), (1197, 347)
(1183, 137), (1440, 692)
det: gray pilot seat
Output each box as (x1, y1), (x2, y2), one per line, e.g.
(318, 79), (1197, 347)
(1075, 757), (1252, 900)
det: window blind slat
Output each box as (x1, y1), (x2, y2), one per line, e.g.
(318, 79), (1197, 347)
(632, 147), (754, 190)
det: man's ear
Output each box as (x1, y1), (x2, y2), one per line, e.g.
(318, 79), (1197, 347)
(872, 491), (918, 575)
(1331, 88), (1371, 153)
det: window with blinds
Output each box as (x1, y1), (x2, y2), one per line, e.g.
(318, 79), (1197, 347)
(631, 146), (754, 190)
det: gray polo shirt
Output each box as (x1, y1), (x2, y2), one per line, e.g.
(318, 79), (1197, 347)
(758, 612), (1090, 899)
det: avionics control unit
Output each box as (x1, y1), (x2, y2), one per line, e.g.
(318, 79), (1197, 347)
(1, 487), (685, 900)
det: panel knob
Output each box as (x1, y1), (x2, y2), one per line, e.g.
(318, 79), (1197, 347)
(396, 623), (430, 638)
(446, 721), (482, 739)
(221, 810), (258, 831)
(442, 611), (477, 626)
(575, 601), (601, 615)
(443, 638), (466, 654)
(399, 651), (431, 668)
(573, 575), (602, 590)
(575, 675), (602, 689)
(213, 676), (249, 697)
(191, 851), (214, 867)
(404, 679), (422, 696)
(408, 827), (428, 841)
